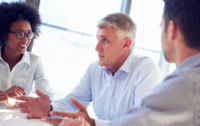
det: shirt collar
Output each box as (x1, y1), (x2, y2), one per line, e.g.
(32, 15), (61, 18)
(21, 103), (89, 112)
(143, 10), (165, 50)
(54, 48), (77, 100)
(21, 51), (30, 65)
(0, 47), (30, 65)
(118, 52), (136, 74)
(177, 52), (200, 71)
(103, 52), (136, 74)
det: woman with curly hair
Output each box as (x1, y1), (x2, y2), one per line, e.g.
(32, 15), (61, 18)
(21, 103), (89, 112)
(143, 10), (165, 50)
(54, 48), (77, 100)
(0, 2), (55, 108)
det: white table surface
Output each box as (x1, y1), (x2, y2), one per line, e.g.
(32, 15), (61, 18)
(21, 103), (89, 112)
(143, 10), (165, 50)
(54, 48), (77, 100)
(0, 109), (51, 126)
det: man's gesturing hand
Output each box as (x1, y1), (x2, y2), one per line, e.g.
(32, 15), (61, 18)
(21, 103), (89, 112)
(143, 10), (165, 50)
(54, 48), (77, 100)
(59, 116), (90, 126)
(16, 89), (51, 119)
(43, 96), (95, 126)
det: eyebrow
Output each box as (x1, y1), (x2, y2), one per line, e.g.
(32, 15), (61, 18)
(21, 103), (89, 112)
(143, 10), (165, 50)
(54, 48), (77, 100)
(96, 35), (108, 38)
(100, 35), (108, 38)
(15, 29), (32, 32)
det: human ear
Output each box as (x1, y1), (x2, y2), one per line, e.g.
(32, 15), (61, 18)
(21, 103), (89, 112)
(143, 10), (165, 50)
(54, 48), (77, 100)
(122, 38), (132, 51)
(167, 20), (178, 40)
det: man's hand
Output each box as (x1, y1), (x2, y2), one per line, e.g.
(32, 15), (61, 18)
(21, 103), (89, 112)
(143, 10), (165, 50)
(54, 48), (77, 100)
(43, 117), (62, 126)
(43, 97), (95, 126)
(5, 85), (25, 97)
(16, 89), (51, 119)
(59, 116), (90, 126)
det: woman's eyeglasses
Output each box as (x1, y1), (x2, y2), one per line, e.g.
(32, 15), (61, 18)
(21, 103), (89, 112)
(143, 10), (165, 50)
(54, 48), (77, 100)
(9, 31), (34, 40)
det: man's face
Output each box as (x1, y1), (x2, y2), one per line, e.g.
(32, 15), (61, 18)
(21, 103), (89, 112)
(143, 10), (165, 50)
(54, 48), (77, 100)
(160, 16), (174, 63)
(95, 26), (125, 69)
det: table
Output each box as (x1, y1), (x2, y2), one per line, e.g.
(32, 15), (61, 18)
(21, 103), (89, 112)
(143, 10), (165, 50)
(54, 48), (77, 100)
(0, 109), (51, 126)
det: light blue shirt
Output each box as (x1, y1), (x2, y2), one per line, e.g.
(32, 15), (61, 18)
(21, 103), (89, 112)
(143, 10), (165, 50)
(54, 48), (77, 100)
(109, 53), (200, 126)
(51, 52), (163, 126)
(0, 48), (55, 108)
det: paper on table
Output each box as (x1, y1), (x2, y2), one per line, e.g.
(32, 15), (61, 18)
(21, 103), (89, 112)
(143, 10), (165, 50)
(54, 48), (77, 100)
(0, 109), (51, 126)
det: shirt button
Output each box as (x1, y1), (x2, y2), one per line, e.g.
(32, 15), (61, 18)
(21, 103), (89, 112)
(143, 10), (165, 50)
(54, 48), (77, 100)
(106, 116), (109, 119)
(107, 98), (110, 101)
(112, 80), (115, 83)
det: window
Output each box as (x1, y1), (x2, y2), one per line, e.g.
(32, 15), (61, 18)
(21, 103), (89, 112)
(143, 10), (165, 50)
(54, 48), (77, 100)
(130, 0), (176, 76)
(32, 0), (122, 118)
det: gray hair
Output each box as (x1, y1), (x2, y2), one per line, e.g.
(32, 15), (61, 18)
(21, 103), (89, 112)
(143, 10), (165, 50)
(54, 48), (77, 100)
(97, 12), (136, 51)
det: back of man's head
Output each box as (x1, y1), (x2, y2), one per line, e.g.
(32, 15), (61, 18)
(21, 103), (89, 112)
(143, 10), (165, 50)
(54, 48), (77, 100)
(163, 0), (200, 49)
(97, 13), (136, 51)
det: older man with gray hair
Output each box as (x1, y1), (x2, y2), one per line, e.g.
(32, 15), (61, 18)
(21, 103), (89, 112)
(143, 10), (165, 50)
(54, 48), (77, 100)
(17, 12), (163, 126)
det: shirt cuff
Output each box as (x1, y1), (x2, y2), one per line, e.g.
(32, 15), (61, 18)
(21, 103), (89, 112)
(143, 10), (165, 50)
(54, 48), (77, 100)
(95, 119), (110, 126)
(51, 102), (61, 111)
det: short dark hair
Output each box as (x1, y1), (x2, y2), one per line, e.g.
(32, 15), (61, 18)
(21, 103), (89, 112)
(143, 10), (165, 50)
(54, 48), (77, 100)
(163, 0), (200, 49)
(0, 2), (41, 47)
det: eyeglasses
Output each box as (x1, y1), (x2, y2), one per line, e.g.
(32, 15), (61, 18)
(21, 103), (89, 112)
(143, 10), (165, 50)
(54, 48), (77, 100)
(8, 31), (34, 40)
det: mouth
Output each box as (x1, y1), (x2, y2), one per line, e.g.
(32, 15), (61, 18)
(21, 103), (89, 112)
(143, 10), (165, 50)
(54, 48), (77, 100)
(19, 44), (27, 48)
(98, 54), (104, 58)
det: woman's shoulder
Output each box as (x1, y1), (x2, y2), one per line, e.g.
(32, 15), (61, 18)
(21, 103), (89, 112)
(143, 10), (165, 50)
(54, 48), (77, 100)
(26, 51), (40, 58)
(25, 51), (41, 64)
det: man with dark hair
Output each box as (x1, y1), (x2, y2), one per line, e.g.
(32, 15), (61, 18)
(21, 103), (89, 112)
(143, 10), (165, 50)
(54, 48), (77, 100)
(46, 0), (200, 125)
(109, 0), (200, 125)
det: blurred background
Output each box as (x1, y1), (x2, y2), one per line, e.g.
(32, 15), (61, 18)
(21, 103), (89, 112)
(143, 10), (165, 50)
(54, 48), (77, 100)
(0, 0), (176, 118)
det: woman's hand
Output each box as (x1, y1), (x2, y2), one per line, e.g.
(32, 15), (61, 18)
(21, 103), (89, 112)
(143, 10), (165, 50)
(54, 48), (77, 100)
(3, 100), (17, 108)
(5, 85), (25, 97)
(0, 91), (7, 102)
(0, 91), (17, 108)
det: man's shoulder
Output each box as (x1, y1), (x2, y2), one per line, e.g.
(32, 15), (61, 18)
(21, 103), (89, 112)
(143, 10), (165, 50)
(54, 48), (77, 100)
(178, 68), (200, 83)
(89, 60), (100, 66)
(87, 60), (102, 70)
(160, 68), (200, 91)
(132, 54), (156, 67)
(83, 60), (104, 77)
(169, 66), (200, 79)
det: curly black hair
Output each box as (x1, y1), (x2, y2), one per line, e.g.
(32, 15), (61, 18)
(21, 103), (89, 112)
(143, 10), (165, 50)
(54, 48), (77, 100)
(0, 2), (41, 47)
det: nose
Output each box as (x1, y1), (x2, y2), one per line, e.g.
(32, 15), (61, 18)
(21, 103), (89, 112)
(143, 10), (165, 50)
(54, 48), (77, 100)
(95, 41), (102, 51)
(21, 34), (29, 44)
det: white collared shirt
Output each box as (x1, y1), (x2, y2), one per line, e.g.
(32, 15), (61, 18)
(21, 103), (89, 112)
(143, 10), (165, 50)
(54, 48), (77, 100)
(0, 48), (55, 108)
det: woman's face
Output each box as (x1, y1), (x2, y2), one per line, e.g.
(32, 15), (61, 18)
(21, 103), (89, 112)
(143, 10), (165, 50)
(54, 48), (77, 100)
(5, 20), (32, 55)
